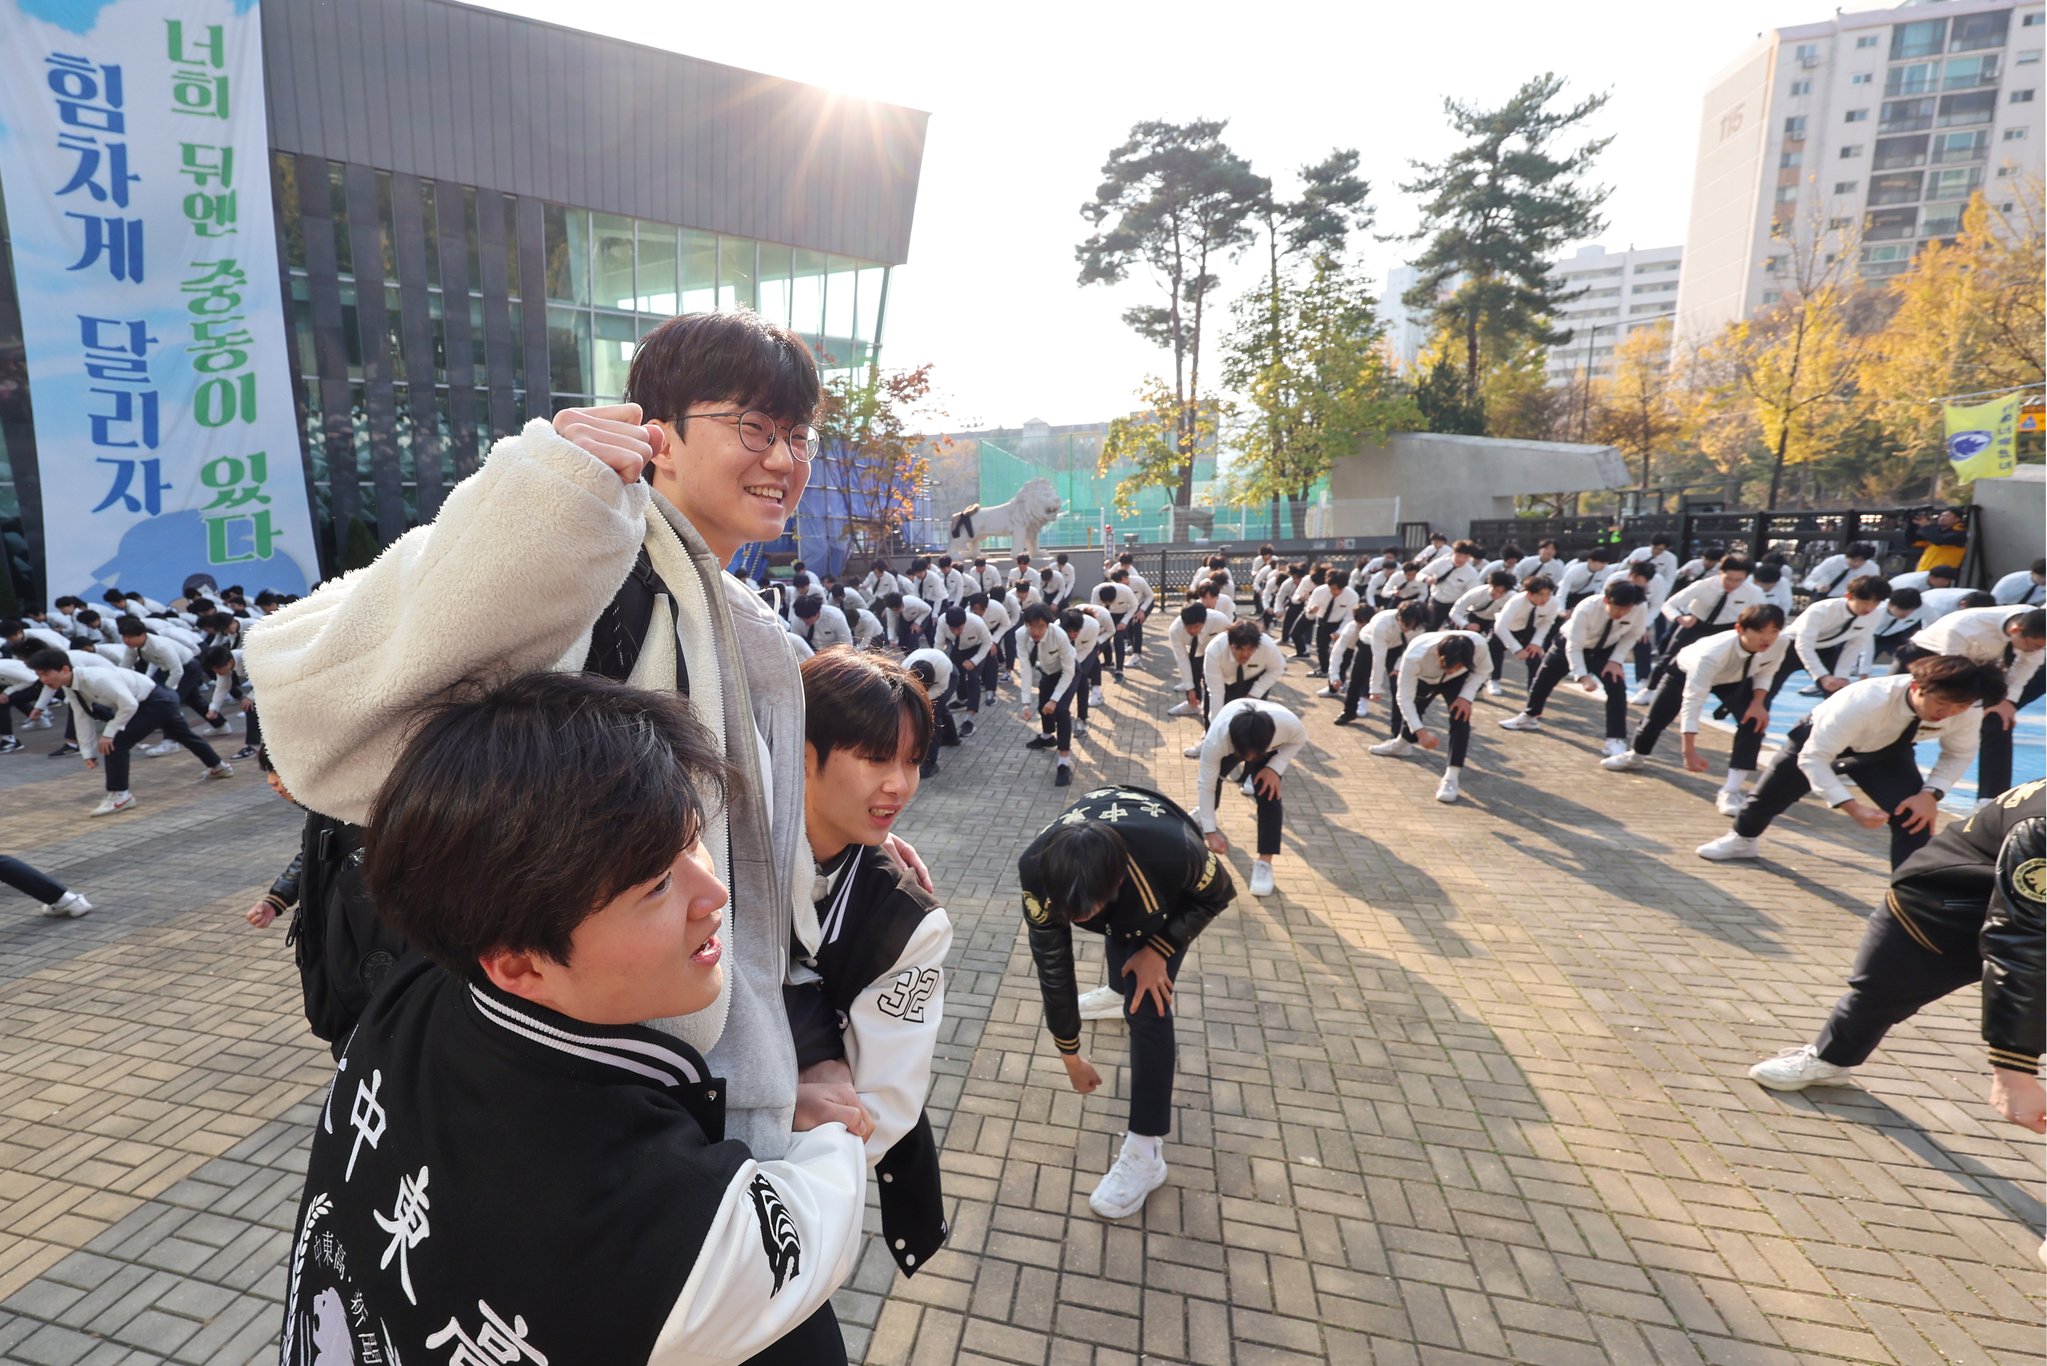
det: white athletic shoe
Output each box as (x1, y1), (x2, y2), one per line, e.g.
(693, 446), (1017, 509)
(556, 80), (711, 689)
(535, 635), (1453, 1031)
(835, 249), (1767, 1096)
(204, 723), (232, 736)
(1748, 1044), (1852, 1092)
(1240, 777), (1256, 798)
(1088, 688), (1104, 708)
(1696, 832), (1760, 861)
(140, 739), (179, 758)
(1435, 771), (1461, 804)
(1317, 685), (1340, 698)
(1088, 1143), (1168, 1220)
(89, 793), (136, 818)
(1074, 720), (1088, 737)
(1600, 750), (1645, 771)
(1602, 738), (1630, 758)
(1369, 737), (1413, 758)
(204, 763), (234, 780)
(1249, 861), (1276, 897)
(23, 715), (51, 731)
(1499, 712), (1541, 732)
(1077, 985), (1123, 1021)
(1715, 788), (1748, 817)
(1485, 680), (1503, 697)
(1167, 701), (1198, 718)
(41, 891), (91, 919)
(1628, 687), (1654, 705)
(1182, 745), (1202, 759)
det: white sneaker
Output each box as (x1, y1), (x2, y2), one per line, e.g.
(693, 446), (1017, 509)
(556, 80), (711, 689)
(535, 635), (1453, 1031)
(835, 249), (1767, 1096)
(89, 793), (136, 818)
(1749, 1044), (1852, 1092)
(1182, 745), (1203, 759)
(205, 723), (232, 736)
(1369, 737), (1413, 758)
(1499, 712), (1541, 732)
(1074, 720), (1088, 737)
(1088, 1144), (1168, 1220)
(140, 739), (179, 758)
(1249, 861), (1276, 897)
(1485, 680), (1503, 697)
(1240, 777), (1256, 797)
(1696, 832), (1760, 861)
(1600, 750), (1645, 771)
(204, 763), (234, 780)
(1628, 687), (1653, 705)
(1317, 685), (1340, 698)
(41, 891), (91, 919)
(1088, 688), (1104, 708)
(1602, 738), (1630, 758)
(1715, 788), (1748, 817)
(1435, 771), (1461, 804)
(1167, 701), (1197, 718)
(24, 716), (51, 731)
(1077, 985), (1123, 1021)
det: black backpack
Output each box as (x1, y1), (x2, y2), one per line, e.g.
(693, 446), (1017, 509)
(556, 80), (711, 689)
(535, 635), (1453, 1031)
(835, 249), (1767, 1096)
(285, 813), (410, 1054)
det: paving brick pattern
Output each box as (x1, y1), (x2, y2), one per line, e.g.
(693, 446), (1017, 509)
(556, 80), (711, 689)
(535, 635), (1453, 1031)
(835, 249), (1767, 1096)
(0, 651), (2039, 1364)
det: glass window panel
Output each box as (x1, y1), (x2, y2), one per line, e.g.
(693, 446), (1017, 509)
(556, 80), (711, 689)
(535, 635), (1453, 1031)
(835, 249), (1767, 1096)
(593, 311), (637, 400)
(681, 230), (719, 314)
(502, 195), (522, 298)
(823, 255), (858, 366)
(329, 162), (353, 277)
(418, 180), (440, 292)
(291, 275), (316, 377)
(636, 223), (678, 315)
(757, 242), (793, 327)
(791, 249), (826, 344)
(1949, 10), (2008, 51)
(593, 213), (635, 311)
(463, 187), (481, 294)
(275, 151), (305, 271)
(543, 203), (589, 303)
(468, 297), (488, 376)
(1892, 18), (1946, 61)
(374, 171), (397, 280)
(506, 301), (524, 388)
(426, 292), (448, 385)
(339, 283), (363, 379)
(854, 266), (886, 348)
(383, 285), (406, 375)
(718, 236), (755, 311)
(547, 306), (590, 393)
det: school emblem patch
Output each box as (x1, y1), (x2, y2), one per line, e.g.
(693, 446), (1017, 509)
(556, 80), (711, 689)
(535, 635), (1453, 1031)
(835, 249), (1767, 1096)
(2014, 857), (2045, 906)
(1023, 891), (1050, 925)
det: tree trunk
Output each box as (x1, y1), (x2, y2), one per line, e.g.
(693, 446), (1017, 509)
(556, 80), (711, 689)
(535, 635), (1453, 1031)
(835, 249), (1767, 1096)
(1179, 232), (1213, 509)
(1463, 307), (1482, 410)
(1289, 487), (1310, 539)
(1766, 422), (1791, 509)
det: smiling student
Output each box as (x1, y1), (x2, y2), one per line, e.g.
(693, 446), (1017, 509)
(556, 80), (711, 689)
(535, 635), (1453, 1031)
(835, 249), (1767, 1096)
(279, 672), (867, 1366)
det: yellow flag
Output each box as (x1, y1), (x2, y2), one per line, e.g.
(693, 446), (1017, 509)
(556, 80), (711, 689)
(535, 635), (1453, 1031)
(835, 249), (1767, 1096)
(1943, 393), (2021, 482)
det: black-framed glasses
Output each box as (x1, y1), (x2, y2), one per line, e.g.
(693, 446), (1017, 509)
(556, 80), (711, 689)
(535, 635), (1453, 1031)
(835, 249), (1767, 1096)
(687, 410), (819, 462)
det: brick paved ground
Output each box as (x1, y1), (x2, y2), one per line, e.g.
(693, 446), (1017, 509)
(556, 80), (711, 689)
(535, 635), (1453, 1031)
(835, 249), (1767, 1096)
(0, 651), (2039, 1364)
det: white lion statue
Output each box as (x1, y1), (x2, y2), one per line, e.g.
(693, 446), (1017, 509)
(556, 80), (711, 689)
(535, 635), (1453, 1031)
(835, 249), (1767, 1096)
(948, 477), (1062, 559)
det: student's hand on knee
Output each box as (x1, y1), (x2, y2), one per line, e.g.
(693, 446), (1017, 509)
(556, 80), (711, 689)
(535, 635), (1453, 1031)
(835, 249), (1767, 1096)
(1062, 1053), (1102, 1094)
(1449, 699), (1473, 723)
(96, 737), (113, 755)
(1990, 1069), (2047, 1133)
(1253, 769), (1281, 800)
(1742, 701), (1770, 729)
(1122, 948), (1173, 1016)
(1204, 831), (1229, 855)
(1990, 701), (2017, 731)
(551, 403), (664, 485)
(1893, 790), (1938, 833)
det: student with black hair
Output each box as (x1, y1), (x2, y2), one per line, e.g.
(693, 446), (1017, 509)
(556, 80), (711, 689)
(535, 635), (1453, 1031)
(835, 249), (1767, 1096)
(1671, 542), (1727, 590)
(937, 606), (994, 735)
(970, 592), (1013, 694)
(1096, 580), (1139, 679)
(900, 648), (958, 775)
(30, 648), (232, 815)
(1018, 784), (1236, 1219)
(791, 594), (854, 653)
(1773, 575), (1890, 701)
(1286, 565), (1329, 657)
(1605, 605), (1786, 810)
(1371, 629), (1492, 803)
(1699, 655), (2002, 868)
(1621, 532), (1678, 585)
(1553, 547), (1614, 612)
(1058, 607), (1106, 737)
(1192, 698), (1304, 899)
(279, 672), (867, 1364)
(1115, 556), (1156, 658)
(1016, 603), (1079, 785)
(1166, 601), (1233, 720)
(877, 591), (932, 652)
(1194, 621), (1286, 737)
(1898, 605), (2045, 802)
(1277, 563), (1314, 652)
(1803, 542), (1880, 600)
(1870, 586), (1925, 663)
(1491, 575), (1561, 695)
(199, 644), (262, 761)
(1753, 560), (1794, 616)
(1502, 579), (1649, 753)
(1303, 568), (1360, 677)
(1421, 541), (1482, 629)
(1637, 555), (1764, 701)
(1993, 558), (2046, 607)
(1335, 601), (1428, 726)
(792, 649), (952, 1279)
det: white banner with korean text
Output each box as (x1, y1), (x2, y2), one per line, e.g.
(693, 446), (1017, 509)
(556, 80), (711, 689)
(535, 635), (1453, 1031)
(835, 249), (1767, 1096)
(0, 0), (319, 603)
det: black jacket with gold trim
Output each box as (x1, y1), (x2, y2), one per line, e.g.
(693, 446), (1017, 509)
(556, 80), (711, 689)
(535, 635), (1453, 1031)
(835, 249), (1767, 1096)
(1887, 779), (2045, 1074)
(1017, 784), (1236, 1055)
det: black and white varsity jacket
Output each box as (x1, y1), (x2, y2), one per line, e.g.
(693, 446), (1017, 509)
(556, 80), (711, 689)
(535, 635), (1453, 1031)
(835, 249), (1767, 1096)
(1019, 785), (1237, 1056)
(280, 958), (866, 1366)
(795, 844), (953, 1276)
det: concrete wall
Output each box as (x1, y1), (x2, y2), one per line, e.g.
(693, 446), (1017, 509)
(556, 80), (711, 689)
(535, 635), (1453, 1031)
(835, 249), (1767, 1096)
(1326, 433), (1629, 539)
(1971, 466), (2046, 582)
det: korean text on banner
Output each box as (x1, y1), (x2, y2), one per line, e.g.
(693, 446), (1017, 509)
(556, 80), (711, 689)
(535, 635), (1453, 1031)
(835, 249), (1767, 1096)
(1942, 393), (2021, 485)
(0, 0), (320, 603)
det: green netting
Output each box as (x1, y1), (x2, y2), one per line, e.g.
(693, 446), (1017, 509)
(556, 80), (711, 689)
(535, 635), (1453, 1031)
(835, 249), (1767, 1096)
(971, 430), (1295, 544)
